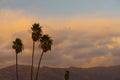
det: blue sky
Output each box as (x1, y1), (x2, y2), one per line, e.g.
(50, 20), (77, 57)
(1, 0), (120, 17)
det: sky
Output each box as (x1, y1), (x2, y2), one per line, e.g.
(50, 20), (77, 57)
(0, 0), (120, 68)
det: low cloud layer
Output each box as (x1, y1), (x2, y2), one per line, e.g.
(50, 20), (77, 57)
(0, 9), (120, 68)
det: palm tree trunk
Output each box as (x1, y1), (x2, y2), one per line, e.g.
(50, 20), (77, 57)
(35, 51), (44, 80)
(31, 41), (35, 80)
(16, 54), (19, 80)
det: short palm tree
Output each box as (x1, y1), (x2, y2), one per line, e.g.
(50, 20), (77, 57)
(64, 70), (70, 80)
(31, 23), (42, 80)
(36, 34), (53, 80)
(12, 38), (24, 80)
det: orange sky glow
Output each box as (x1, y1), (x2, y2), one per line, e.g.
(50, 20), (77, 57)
(0, 2), (120, 68)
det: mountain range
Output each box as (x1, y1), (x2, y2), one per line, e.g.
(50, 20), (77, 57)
(0, 65), (120, 80)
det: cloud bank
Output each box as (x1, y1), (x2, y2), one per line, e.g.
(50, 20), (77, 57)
(0, 9), (120, 68)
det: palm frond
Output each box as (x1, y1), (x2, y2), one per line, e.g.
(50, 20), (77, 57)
(12, 38), (24, 54)
(40, 34), (53, 52)
(31, 23), (42, 41)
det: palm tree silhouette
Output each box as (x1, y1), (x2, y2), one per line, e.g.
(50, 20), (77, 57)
(31, 23), (42, 80)
(12, 38), (24, 80)
(36, 34), (53, 80)
(64, 71), (70, 80)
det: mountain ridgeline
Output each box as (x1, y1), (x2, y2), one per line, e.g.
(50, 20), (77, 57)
(0, 65), (120, 80)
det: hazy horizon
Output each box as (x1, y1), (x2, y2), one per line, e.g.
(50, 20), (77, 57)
(1, 64), (120, 69)
(0, 0), (120, 68)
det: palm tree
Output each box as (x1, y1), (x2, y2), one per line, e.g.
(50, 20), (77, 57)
(12, 38), (24, 80)
(31, 23), (42, 80)
(64, 70), (70, 80)
(36, 34), (53, 80)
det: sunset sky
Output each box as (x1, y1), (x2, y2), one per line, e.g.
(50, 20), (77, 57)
(0, 0), (120, 68)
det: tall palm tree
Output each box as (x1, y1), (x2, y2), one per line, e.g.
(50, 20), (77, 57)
(36, 34), (53, 80)
(12, 38), (24, 80)
(31, 23), (42, 80)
